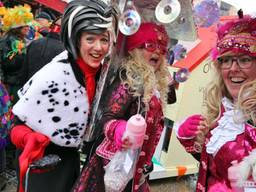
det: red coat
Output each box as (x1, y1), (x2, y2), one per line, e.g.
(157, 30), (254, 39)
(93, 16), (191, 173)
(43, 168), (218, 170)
(73, 76), (165, 192)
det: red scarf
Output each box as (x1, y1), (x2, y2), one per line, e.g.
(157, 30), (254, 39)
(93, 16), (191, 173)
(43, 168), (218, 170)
(76, 57), (100, 106)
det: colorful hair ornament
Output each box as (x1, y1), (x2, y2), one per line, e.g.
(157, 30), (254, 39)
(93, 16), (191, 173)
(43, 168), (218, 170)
(2, 4), (33, 32)
(0, 6), (6, 16)
(212, 16), (256, 60)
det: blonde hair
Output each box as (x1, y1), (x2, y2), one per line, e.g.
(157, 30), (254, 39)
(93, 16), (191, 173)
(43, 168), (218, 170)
(238, 80), (256, 126)
(196, 61), (232, 145)
(204, 61), (232, 125)
(119, 48), (169, 109)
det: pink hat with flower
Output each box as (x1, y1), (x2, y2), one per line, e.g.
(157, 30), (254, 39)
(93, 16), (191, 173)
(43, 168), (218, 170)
(212, 15), (256, 60)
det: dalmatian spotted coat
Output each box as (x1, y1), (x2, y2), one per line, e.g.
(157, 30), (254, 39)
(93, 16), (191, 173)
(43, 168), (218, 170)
(12, 51), (90, 147)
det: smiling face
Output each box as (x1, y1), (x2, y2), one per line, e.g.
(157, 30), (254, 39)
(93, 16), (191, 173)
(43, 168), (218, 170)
(79, 31), (110, 68)
(220, 54), (256, 101)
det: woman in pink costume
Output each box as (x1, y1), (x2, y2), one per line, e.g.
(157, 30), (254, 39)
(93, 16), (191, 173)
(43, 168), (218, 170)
(176, 15), (256, 191)
(73, 22), (176, 192)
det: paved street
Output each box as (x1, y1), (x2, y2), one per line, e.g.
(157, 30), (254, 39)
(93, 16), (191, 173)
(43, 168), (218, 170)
(2, 171), (197, 192)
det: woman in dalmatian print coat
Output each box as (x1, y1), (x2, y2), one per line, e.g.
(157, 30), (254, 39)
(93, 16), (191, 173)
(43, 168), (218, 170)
(9, 1), (118, 192)
(72, 22), (176, 192)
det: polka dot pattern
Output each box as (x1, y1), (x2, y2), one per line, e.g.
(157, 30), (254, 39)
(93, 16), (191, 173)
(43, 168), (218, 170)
(13, 51), (90, 147)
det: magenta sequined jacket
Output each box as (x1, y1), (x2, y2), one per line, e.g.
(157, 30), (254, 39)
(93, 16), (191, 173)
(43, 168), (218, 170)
(178, 100), (256, 192)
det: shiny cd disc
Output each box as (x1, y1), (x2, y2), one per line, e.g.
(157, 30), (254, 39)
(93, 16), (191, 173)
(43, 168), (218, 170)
(155, 0), (181, 24)
(174, 68), (189, 83)
(119, 9), (141, 36)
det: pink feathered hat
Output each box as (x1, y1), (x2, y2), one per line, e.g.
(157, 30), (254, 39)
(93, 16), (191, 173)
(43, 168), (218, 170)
(212, 16), (256, 60)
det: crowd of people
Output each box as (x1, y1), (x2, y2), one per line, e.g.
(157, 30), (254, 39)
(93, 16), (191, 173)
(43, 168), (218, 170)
(0, 0), (256, 192)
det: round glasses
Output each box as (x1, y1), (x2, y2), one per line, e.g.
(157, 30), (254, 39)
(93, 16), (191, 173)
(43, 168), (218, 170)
(142, 42), (167, 55)
(217, 55), (256, 69)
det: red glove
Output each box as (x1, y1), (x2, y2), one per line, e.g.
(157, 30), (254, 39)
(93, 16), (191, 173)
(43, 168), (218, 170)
(178, 114), (205, 138)
(11, 125), (50, 192)
(114, 120), (127, 149)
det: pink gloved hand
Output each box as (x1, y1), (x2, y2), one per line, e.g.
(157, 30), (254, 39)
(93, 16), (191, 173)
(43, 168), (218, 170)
(114, 120), (127, 149)
(178, 114), (205, 138)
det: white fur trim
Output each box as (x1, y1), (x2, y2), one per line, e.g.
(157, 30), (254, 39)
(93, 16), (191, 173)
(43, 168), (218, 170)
(13, 51), (89, 147)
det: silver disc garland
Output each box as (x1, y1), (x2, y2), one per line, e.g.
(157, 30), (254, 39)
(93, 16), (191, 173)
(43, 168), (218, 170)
(155, 0), (181, 24)
(119, 1), (141, 36)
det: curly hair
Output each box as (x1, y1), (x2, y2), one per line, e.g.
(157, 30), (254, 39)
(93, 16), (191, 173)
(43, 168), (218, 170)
(196, 61), (232, 145)
(203, 61), (232, 126)
(119, 48), (169, 109)
(237, 80), (256, 125)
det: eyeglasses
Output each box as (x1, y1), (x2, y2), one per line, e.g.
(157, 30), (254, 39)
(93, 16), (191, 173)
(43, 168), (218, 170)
(217, 55), (256, 69)
(142, 42), (167, 55)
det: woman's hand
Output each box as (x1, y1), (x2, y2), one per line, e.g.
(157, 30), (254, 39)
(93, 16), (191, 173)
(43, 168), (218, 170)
(178, 114), (207, 138)
(114, 120), (127, 149)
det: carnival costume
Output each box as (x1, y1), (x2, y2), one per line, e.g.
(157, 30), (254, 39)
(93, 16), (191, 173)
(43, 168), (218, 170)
(10, 1), (118, 192)
(177, 16), (256, 192)
(73, 23), (176, 192)
(0, 82), (12, 172)
(0, 5), (33, 103)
